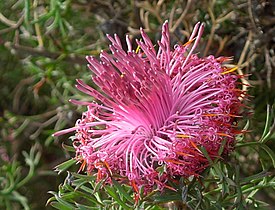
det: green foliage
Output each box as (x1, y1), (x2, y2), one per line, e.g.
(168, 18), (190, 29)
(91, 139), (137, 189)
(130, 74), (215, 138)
(0, 145), (41, 210)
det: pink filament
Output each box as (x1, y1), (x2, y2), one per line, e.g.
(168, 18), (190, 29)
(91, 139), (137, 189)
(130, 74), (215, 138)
(54, 22), (243, 195)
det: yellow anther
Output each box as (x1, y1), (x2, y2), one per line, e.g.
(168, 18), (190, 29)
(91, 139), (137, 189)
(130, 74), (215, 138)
(182, 37), (196, 47)
(135, 45), (140, 53)
(203, 113), (240, 117)
(166, 159), (187, 165)
(221, 66), (238, 75)
(202, 113), (218, 117)
(176, 134), (191, 138)
(135, 39), (142, 53)
(176, 151), (194, 157)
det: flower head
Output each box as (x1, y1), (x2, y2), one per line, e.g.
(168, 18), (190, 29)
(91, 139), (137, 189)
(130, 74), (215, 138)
(54, 21), (244, 194)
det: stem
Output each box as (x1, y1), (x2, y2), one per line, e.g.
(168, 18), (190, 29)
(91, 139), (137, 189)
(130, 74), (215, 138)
(235, 141), (262, 148)
(17, 163), (35, 188)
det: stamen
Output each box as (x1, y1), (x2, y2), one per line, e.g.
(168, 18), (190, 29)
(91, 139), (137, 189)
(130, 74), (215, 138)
(176, 134), (191, 138)
(202, 113), (241, 117)
(189, 141), (202, 153)
(135, 39), (142, 53)
(104, 161), (113, 176)
(165, 159), (191, 165)
(216, 133), (232, 138)
(78, 159), (86, 172)
(221, 66), (238, 75)
(97, 169), (102, 181)
(182, 37), (196, 47)
(175, 151), (194, 157)
(131, 180), (139, 193)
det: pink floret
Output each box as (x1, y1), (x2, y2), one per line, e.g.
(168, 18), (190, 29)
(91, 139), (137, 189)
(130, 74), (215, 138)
(54, 21), (244, 195)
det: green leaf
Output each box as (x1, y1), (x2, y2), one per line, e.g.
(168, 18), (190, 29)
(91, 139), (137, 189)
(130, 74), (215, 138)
(73, 178), (89, 191)
(9, 191), (30, 210)
(235, 165), (243, 205)
(24, 0), (31, 24)
(48, 191), (75, 209)
(155, 164), (167, 177)
(55, 159), (77, 174)
(79, 185), (95, 195)
(31, 10), (55, 24)
(105, 186), (131, 210)
(72, 173), (96, 180)
(260, 105), (275, 143)
(75, 203), (99, 210)
(93, 177), (106, 193)
(199, 146), (213, 164)
(240, 170), (270, 184)
(246, 179), (266, 199)
(62, 143), (76, 152)
(50, 201), (73, 210)
(153, 193), (182, 203)
(260, 144), (275, 168)
(112, 179), (134, 204)
(218, 139), (227, 156)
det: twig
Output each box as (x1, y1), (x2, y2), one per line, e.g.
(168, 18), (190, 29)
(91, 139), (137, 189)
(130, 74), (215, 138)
(203, 5), (216, 56)
(144, 11), (150, 31)
(216, 11), (234, 24)
(237, 31), (253, 96)
(136, 1), (163, 24)
(227, 29), (247, 46)
(237, 32), (252, 67)
(168, 1), (177, 30)
(215, 36), (228, 57)
(247, 0), (258, 32)
(0, 15), (24, 35)
(265, 48), (272, 89)
(5, 42), (86, 65)
(171, 0), (192, 33)
(30, 115), (59, 140)
(33, 0), (44, 48)
(156, 0), (165, 8)
(13, 77), (35, 112)
(239, 53), (257, 70)
(0, 12), (17, 26)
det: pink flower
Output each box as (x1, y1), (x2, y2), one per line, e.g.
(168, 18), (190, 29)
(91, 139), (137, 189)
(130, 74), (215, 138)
(54, 21), (244, 195)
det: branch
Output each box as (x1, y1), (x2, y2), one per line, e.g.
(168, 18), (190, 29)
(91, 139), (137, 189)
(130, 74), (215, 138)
(4, 42), (86, 65)
(0, 14), (24, 35)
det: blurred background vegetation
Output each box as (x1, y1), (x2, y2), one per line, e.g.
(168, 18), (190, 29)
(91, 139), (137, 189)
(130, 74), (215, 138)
(0, 0), (274, 209)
